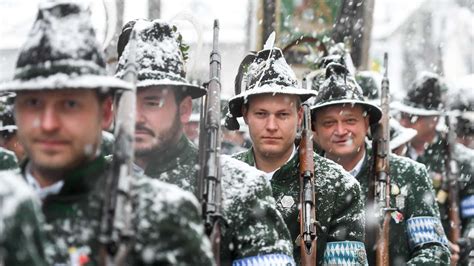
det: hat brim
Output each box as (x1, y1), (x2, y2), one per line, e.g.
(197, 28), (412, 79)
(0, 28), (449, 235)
(228, 85), (316, 117)
(391, 101), (442, 116)
(0, 74), (133, 93)
(390, 127), (417, 150)
(0, 125), (17, 133)
(137, 79), (206, 99)
(310, 99), (383, 125)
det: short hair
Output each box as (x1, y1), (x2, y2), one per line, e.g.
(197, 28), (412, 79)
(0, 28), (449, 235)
(243, 93), (302, 111)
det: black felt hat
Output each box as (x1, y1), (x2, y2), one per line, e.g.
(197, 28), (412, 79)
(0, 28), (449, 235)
(0, 1), (131, 93)
(309, 63), (382, 125)
(224, 47), (315, 130)
(392, 72), (444, 116)
(115, 19), (206, 99)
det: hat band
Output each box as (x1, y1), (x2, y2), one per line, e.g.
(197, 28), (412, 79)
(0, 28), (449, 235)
(15, 59), (106, 81)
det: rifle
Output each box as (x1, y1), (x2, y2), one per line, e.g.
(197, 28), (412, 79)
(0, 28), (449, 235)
(445, 113), (462, 266)
(298, 78), (317, 265)
(374, 52), (394, 266)
(99, 26), (137, 266)
(197, 19), (223, 266)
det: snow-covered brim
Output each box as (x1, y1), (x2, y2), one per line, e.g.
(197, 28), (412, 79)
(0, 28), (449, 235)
(0, 125), (17, 133)
(390, 127), (417, 150)
(189, 113), (200, 122)
(228, 84), (316, 117)
(137, 79), (206, 99)
(391, 101), (442, 116)
(0, 74), (133, 93)
(310, 99), (382, 125)
(220, 117), (249, 133)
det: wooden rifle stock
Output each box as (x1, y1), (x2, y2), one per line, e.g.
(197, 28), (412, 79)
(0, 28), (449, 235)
(445, 115), (461, 266)
(197, 19), (222, 266)
(99, 24), (138, 266)
(374, 53), (392, 266)
(298, 86), (317, 265)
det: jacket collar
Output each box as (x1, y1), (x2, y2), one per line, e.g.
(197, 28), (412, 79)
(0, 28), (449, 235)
(21, 155), (107, 201)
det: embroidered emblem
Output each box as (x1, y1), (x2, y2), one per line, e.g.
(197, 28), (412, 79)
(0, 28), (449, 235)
(391, 211), (404, 223)
(391, 184), (400, 196)
(280, 195), (295, 209)
(431, 172), (443, 189)
(357, 248), (367, 264)
(436, 190), (448, 204)
(68, 246), (90, 266)
(395, 194), (405, 210)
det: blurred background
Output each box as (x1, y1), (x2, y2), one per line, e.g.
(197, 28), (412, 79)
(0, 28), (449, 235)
(1, 0), (473, 100)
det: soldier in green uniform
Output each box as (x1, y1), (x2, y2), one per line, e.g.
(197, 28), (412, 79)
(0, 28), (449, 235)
(0, 173), (48, 266)
(225, 47), (368, 265)
(0, 105), (26, 163)
(310, 63), (450, 265)
(0, 146), (18, 170)
(0, 2), (214, 265)
(394, 71), (474, 264)
(115, 19), (295, 265)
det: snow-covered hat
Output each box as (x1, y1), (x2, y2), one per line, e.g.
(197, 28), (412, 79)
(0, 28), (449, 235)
(0, 0), (132, 93)
(0, 107), (17, 134)
(389, 119), (417, 151)
(225, 47), (316, 130)
(355, 71), (381, 105)
(392, 72), (444, 116)
(309, 63), (382, 125)
(448, 87), (474, 135)
(116, 19), (206, 99)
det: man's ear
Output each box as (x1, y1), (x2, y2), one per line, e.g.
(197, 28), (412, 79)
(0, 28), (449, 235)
(101, 96), (114, 130)
(179, 96), (193, 124)
(242, 106), (249, 124)
(297, 106), (304, 127)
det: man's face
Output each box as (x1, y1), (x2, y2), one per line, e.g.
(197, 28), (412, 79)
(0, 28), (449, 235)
(243, 94), (302, 160)
(135, 86), (192, 156)
(312, 104), (369, 160)
(14, 90), (111, 172)
(399, 113), (439, 144)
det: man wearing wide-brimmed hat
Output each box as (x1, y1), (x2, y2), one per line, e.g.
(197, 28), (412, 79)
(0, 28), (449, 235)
(310, 63), (450, 265)
(0, 105), (26, 162)
(394, 72), (474, 264)
(228, 46), (367, 265)
(116, 19), (295, 265)
(0, 1), (214, 265)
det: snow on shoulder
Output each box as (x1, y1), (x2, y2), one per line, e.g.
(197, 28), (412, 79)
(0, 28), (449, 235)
(0, 171), (38, 218)
(220, 155), (270, 200)
(132, 172), (200, 211)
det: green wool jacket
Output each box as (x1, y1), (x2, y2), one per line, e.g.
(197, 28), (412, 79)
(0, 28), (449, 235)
(407, 135), (474, 241)
(0, 147), (19, 170)
(233, 147), (368, 265)
(20, 155), (214, 265)
(141, 135), (295, 265)
(356, 147), (450, 265)
(0, 173), (48, 266)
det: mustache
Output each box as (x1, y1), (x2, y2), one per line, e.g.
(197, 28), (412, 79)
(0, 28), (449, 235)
(135, 125), (155, 137)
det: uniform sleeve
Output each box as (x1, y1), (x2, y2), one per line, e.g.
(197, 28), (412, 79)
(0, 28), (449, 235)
(3, 195), (49, 266)
(453, 143), (474, 242)
(134, 181), (215, 266)
(222, 174), (295, 266)
(323, 173), (368, 265)
(404, 163), (450, 265)
(0, 149), (19, 170)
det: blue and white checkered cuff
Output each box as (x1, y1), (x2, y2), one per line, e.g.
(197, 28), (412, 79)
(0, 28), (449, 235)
(323, 241), (367, 265)
(232, 253), (295, 266)
(461, 195), (474, 218)
(406, 216), (448, 251)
